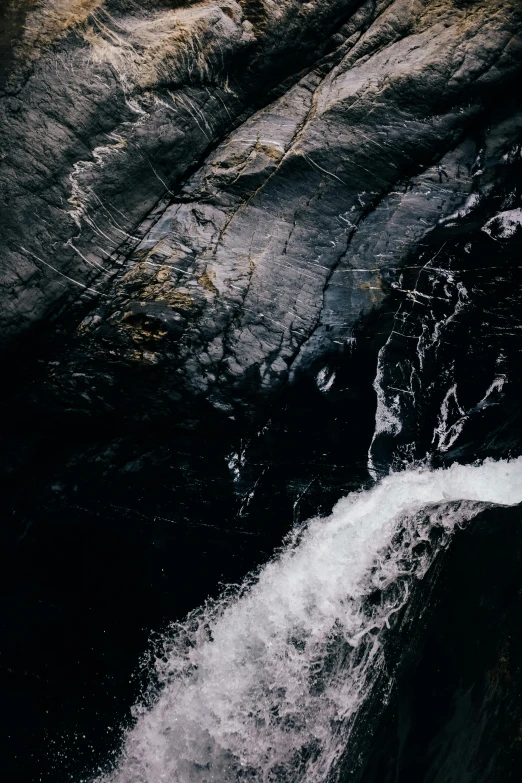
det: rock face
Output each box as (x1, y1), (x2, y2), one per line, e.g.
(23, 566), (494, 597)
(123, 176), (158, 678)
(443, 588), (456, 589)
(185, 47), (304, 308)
(1, 2), (522, 782)
(1, 0), (522, 430)
(0, 0), (379, 352)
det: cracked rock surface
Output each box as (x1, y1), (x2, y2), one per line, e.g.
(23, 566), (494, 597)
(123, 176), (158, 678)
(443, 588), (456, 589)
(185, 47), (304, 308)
(1, 0), (521, 429)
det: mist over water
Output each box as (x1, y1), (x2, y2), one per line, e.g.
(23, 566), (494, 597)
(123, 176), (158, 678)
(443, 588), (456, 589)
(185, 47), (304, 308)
(95, 458), (522, 783)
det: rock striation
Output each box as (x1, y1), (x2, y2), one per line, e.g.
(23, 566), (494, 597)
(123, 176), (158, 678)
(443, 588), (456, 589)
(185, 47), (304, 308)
(1, 0), (521, 431)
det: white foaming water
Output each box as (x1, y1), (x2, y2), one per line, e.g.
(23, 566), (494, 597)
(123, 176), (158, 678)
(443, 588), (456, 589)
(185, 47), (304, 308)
(97, 458), (522, 783)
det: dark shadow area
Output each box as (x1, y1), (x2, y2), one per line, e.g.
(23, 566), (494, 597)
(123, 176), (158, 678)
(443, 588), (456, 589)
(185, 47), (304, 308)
(348, 502), (522, 783)
(0, 316), (380, 782)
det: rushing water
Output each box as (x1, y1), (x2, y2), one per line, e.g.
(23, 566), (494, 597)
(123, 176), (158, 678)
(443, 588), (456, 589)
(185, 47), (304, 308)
(94, 458), (522, 783)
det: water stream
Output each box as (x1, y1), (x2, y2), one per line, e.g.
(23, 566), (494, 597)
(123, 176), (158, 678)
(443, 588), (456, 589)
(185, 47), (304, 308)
(96, 458), (522, 783)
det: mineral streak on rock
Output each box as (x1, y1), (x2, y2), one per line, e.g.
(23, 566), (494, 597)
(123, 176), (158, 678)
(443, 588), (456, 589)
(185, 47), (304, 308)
(4, 0), (518, 431)
(0, 0), (373, 351)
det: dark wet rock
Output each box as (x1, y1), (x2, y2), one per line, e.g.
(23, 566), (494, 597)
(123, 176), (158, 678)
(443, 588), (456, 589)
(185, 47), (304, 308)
(346, 501), (522, 783)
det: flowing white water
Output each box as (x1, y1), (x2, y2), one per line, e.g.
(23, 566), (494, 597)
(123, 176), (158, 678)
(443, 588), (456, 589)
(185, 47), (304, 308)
(97, 458), (522, 783)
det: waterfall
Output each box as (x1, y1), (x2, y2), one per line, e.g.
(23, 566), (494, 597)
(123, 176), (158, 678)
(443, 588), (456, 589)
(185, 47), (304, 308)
(95, 458), (522, 783)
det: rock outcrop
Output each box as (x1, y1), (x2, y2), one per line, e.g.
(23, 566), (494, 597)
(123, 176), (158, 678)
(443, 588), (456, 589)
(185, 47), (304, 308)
(1, 3), (522, 783)
(1, 0), (522, 432)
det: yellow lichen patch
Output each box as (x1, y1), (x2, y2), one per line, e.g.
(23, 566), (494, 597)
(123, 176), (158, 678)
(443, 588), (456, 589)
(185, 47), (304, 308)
(82, 3), (243, 89)
(161, 289), (196, 310)
(359, 276), (384, 304)
(155, 267), (171, 284)
(116, 258), (193, 309)
(258, 142), (283, 161)
(135, 286), (163, 302)
(124, 347), (159, 364)
(198, 269), (218, 295)
(120, 310), (168, 343)
(120, 262), (151, 284)
(22, 0), (105, 48)
(122, 275), (197, 308)
(82, 19), (135, 76)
